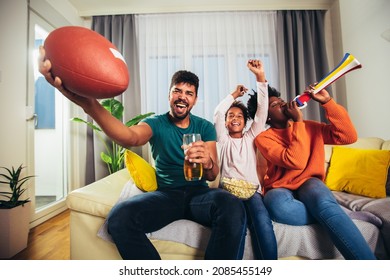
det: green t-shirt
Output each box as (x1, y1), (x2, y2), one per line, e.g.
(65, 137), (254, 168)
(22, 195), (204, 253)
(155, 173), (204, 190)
(143, 113), (216, 189)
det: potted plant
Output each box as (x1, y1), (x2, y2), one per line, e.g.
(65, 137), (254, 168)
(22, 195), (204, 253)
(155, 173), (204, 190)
(72, 98), (154, 174)
(0, 164), (34, 259)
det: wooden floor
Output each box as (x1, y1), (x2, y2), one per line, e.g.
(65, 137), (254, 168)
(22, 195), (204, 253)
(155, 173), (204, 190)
(10, 209), (70, 260)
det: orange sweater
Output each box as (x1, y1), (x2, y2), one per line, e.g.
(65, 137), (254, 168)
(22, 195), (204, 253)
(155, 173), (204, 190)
(255, 99), (357, 193)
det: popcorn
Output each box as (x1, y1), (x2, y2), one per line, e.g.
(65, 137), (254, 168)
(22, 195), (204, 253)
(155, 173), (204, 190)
(221, 177), (259, 200)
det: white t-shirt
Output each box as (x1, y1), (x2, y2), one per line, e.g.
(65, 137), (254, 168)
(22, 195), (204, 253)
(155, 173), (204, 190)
(213, 82), (268, 187)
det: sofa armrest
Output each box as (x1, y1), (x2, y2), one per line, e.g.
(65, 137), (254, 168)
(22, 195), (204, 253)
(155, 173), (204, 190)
(66, 168), (130, 218)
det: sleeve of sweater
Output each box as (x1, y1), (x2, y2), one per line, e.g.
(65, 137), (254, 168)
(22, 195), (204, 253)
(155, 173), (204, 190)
(213, 94), (234, 142)
(246, 82), (269, 138)
(255, 122), (310, 170)
(321, 99), (358, 145)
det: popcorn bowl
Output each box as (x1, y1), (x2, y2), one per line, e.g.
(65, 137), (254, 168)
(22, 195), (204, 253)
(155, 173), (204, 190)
(221, 177), (259, 200)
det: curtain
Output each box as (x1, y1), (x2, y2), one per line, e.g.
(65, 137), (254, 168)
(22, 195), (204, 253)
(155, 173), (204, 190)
(88, 11), (278, 181)
(135, 11), (278, 122)
(88, 15), (141, 183)
(276, 10), (330, 121)
(87, 10), (329, 182)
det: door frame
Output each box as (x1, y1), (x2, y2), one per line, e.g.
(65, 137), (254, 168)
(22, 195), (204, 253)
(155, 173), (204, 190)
(26, 11), (69, 228)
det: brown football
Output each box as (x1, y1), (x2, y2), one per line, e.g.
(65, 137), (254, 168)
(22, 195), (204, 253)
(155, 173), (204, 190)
(44, 26), (129, 99)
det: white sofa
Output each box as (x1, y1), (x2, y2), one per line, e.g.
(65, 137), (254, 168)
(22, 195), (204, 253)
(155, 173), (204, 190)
(66, 137), (390, 260)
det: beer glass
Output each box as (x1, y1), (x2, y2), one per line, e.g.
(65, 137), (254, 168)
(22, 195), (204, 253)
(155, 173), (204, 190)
(183, 133), (203, 181)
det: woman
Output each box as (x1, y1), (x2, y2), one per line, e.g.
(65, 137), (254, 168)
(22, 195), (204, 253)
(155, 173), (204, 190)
(253, 85), (376, 260)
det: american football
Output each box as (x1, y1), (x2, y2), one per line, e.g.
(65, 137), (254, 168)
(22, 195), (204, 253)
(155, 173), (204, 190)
(44, 26), (129, 99)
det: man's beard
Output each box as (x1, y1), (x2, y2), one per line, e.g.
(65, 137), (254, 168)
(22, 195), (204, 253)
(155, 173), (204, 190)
(170, 108), (189, 120)
(170, 101), (191, 120)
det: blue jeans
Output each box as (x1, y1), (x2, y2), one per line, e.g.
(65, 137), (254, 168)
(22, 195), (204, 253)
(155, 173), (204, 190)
(243, 192), (278, 259)
(263, 178), (376, 260)
(107, 186), (247, 260)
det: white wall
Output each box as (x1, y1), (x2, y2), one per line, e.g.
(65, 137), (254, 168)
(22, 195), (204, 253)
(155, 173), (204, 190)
(0, 0), (28, 170)
(337, 0), (390, 139)
(0, 0), (84, 197)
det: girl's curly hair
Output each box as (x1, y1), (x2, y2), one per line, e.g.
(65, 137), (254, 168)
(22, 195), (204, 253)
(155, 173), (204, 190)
(225, 101), (249, 125)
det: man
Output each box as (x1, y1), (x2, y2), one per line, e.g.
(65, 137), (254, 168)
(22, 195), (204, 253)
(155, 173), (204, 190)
(38, 46), (246, 260)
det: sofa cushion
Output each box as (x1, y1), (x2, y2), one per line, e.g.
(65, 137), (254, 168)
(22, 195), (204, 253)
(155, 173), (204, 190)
(97, 178), (144, 242)
(124, 149), (157, 192)
(340, 205), (382, 227)
(325, 146), (390, 198)
(324, 137), (385, 173)
(333, 191), (390, 255)
(97, 179), (216, 251)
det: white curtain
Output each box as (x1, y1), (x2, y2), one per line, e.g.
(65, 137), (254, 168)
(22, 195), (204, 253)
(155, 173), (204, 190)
(90, 11), (330, 182)
(90, 11), (278, 181)
(135, 11), (278, 122)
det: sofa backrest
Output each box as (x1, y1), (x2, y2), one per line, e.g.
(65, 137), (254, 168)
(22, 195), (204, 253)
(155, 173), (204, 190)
(324, 137), (388, 172)
(382, 139), (390, 150)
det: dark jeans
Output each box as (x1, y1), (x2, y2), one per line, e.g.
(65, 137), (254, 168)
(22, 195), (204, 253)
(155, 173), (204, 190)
(264, 178), (376, 260)
(107, 186), (247, 260)
(243, 192), (278, 259)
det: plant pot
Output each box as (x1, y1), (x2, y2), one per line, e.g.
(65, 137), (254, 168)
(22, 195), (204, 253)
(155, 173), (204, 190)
(0, 202), (31, 259)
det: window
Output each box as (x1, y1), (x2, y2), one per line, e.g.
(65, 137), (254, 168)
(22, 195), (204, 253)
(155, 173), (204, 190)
(136, 11), (278, 122)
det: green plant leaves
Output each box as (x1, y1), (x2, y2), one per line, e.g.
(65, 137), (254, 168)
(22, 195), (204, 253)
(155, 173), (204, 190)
(125, 112), (155, 127)
(100, 152), (112, 164)
(0, 164), (33, 209)
(101, 98), (124, 120)
(72, 98), (154, 174)
(70, 117), (102, 132)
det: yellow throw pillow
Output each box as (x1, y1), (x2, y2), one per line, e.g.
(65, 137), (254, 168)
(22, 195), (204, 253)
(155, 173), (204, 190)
(124, 149), (157, 192)
(325, 146), (390, 198)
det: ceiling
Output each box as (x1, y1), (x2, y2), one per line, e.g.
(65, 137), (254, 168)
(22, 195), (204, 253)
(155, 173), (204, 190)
(65, 0), (334, 17)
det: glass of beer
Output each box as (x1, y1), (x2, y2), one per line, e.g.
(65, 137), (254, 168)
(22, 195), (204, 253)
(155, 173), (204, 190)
(183, 133), (203, 181)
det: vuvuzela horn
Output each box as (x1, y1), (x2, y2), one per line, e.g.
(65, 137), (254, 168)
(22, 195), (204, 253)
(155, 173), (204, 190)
(294, 53), (362, 109)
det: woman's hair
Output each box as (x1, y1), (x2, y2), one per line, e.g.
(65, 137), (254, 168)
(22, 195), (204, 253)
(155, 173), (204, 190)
(247, 85), (281, 119)
(247, 89), (258, 120)
(268, 85), (281, 98)
(225, 101), (249, 125)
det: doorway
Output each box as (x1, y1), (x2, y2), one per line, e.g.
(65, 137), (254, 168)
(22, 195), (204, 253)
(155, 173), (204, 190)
(26, 12), (69, 227)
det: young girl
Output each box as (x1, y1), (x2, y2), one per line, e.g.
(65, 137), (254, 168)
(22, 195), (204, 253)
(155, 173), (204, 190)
(213, 59), (277, 260)
(254, 85), (376, 260)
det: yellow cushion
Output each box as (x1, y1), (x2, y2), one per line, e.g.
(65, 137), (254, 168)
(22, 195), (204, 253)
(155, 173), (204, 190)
(325, 146), (390, 198)
(124, 149), (157, 192)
